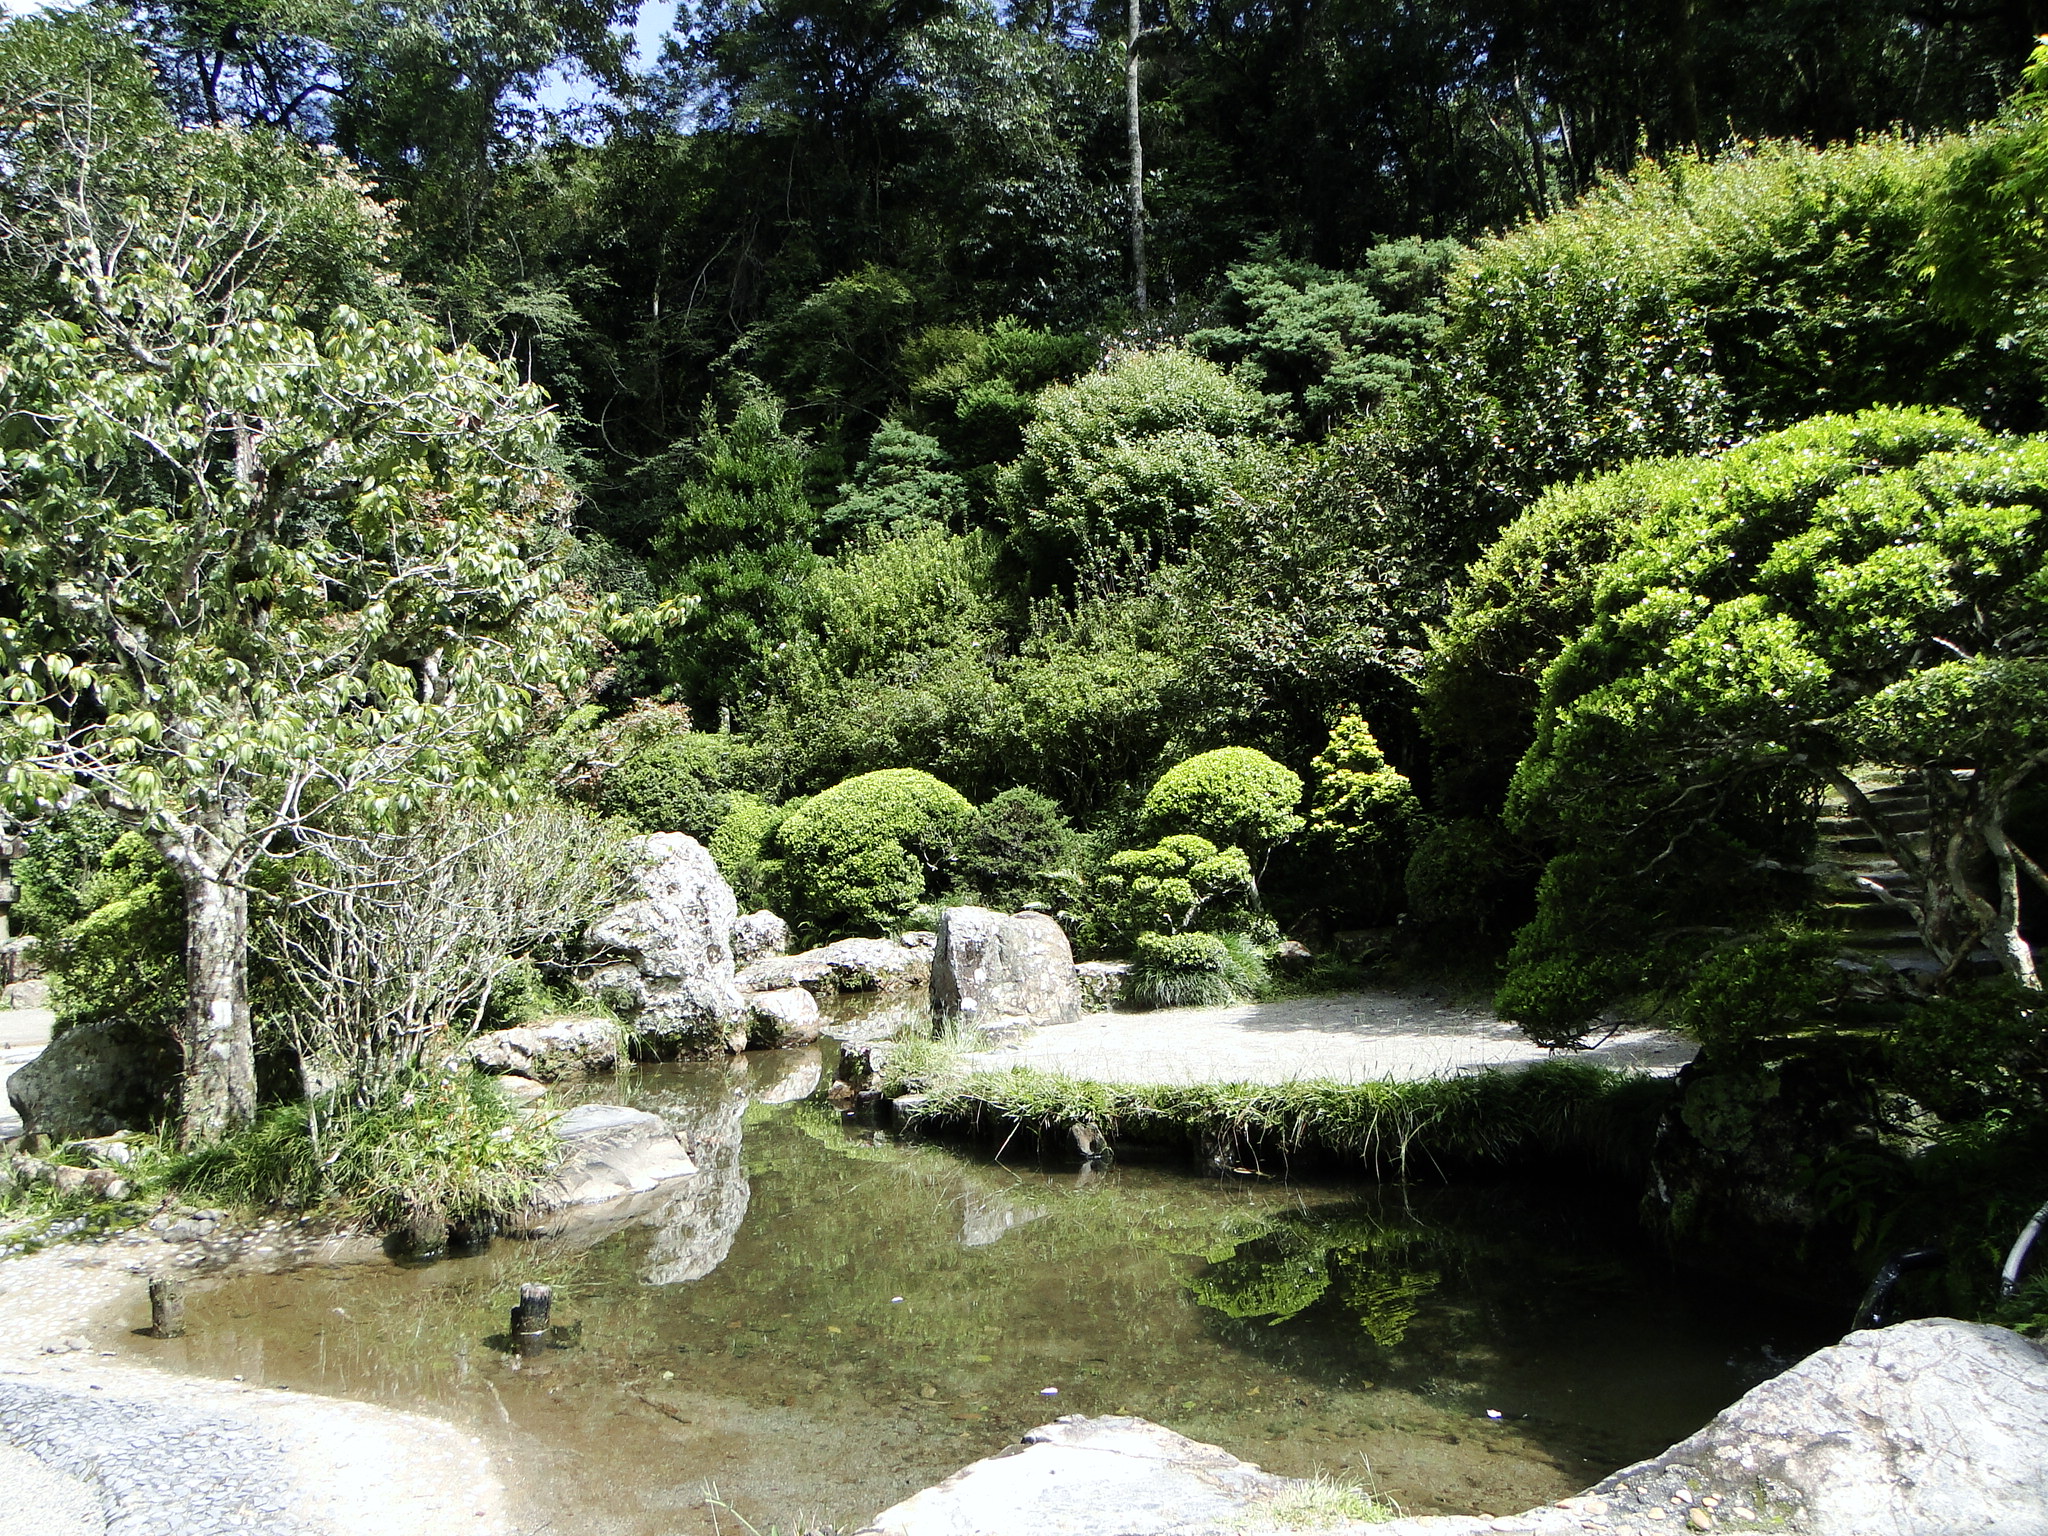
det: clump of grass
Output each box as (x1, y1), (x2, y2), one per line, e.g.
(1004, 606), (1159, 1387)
(899, 1058), (1672, 1179)
(1250, 1474), (1394, 1528)
(1126, 931), (1271, 1009)
(173, 1067), (558, 1228)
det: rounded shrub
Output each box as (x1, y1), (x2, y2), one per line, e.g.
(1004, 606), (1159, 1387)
(1142, 747), (1304, 851)
(1125, 930), (1270, 1009)
(708, 794), (794, 910)
(956, 787), (1086, 911)
(772, 769), (973, 938)
(1086, 834), (1253, 951)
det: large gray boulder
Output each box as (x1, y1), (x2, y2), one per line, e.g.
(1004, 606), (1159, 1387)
(931, 908), (1081, 1032)
(739, 935), (932, 998)
(583, 834), (748, 1052)
(464, 1016), (621, 1081)
(1580, 1316), (2048, 1536)
(862, 1416), (1292, 1536)
(746, 986), (822, 1047)
(6, 1017), (178, 1140)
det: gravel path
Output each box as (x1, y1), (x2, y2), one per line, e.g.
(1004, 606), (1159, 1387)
(0, 1222), (517, 1536)
(962, 989), (1694, 1085)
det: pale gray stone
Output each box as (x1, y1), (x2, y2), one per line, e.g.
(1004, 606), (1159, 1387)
(1584, 1316), (2048, 1536)
(583, 834), (748, 1049)
(862, 1415), (1292, 1536)
(2, 978), (49, 1010)
(731, 909), (791, 966)
(465, 1016), (621, 1080)
(521, 1104), (697, 1220)
(931, 908), (1081, 1031)
(1075, 960), (1129, 1012)
(739, 936), (932, 997)
(746, 986), (823, 1047)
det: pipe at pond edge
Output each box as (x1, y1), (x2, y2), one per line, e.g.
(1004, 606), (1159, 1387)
(2002, 1199), (2048, 1298)
(1853, 1247), (1944, 1331)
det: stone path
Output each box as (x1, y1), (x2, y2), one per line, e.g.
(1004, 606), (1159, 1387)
(961, 989), (1694, 1085)
(0, 1223), (516, 1536)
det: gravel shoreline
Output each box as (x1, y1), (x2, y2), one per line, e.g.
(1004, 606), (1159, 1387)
(0, 1218), (519, 1536)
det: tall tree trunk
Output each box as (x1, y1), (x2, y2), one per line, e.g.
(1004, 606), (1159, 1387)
(172, 850), (256, 1146)
(1126, 0), (1148, 315)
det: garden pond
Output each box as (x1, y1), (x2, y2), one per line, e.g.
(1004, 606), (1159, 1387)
(123, 1048), (1837, 1535)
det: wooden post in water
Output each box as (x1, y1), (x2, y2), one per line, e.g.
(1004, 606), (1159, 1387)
(148, 1276), (186, 1338)
(511, 1282), (552, 1355)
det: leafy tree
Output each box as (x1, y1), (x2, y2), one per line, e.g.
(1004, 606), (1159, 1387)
(1185, 239), (1456, 435)
(641, 394), (820, 726)
(1500, 411), (2048, 1038)
(955, 787), (1086, 912)
(0, 84), (582, 1142)
(771, 767), (973, 936)
(997, 347), (1282, 581)
(1302, 715), (1423, 925)
(824, 423), (971, 539)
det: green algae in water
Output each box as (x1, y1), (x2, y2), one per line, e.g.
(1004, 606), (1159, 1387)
(126, 1051), (1834, 1536)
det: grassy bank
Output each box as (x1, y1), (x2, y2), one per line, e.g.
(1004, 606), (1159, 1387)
(888, 1057), (1676, 1184)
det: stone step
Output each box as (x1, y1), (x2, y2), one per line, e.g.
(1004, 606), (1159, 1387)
(1822, 901), (1913, 931)
(1846, 929), (1932, 951)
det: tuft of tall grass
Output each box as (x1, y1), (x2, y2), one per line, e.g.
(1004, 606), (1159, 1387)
(172, 1068), (558, 1227)
(899, 1058), (1672, 1180)
(1126, 931), (1271, 1010)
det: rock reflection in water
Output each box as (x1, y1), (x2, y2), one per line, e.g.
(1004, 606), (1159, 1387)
(959, 1190), (1048, 1247)
(640, 1049), (821, 1285)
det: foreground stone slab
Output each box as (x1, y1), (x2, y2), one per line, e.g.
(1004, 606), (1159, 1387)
(1579, 1316), (2048, 1536)
(862, 1416), (1292, 1536)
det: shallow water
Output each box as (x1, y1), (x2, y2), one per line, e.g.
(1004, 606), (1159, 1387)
(125, 1051), (1835, 1534)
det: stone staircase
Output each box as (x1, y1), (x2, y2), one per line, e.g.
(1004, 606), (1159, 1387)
(1814, 771), (1994, 981)
(1815, 772), (1944, 979)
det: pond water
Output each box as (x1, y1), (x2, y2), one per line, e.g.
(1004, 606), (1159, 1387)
(123, 1049), (1836, 1535)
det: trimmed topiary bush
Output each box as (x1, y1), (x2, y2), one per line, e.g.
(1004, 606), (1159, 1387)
(1142, 746), (1305, 853)
(1085, 834), (1253, 951)
(1304, 714), (1423, 923)
(772, 769), (973, 938)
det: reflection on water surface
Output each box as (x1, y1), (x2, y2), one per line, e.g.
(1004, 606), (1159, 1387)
(125, 1051), (1834, 1535)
